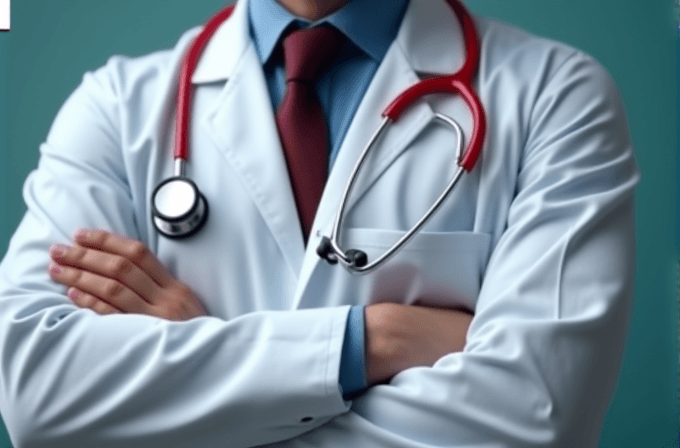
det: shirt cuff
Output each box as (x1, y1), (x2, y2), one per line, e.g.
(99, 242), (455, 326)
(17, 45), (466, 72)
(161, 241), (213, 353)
(338, 305), (367, 399)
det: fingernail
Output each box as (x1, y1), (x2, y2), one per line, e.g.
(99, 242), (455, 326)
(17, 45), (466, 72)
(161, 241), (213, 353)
(67, 288), (81, 300)
(73, 229), (89, 241)
(50, 244), (68, 258)
(48, 263), (61, 276)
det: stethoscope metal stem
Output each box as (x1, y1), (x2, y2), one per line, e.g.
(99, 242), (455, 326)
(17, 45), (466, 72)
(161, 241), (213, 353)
(327, 116), (392, 266)
(175, 159), (186, 177)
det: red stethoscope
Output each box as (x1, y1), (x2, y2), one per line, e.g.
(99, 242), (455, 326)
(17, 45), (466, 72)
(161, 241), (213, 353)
(152, 0), (486, 275)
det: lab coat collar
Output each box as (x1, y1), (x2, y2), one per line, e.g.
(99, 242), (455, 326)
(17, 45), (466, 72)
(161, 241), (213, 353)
(191, 0), (467, 84)
(194, 0), (307, 278)
(248, 0), (408, 65)
(191, 0), (250, 84)
(396, 0), (467, 76)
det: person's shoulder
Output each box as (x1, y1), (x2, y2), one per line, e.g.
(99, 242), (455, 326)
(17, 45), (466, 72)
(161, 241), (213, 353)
(82, 26), (203, 99)
(476, 16), (574, 62)
(474, 16), (608, 83)
(47, 26), (206, 156)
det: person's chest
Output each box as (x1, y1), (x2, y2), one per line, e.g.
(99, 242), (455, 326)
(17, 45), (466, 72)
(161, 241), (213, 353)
(117, 15), (542, 321)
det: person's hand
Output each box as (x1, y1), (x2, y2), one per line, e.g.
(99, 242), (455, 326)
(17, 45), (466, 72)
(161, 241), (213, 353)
(48, 229), (207, 321)
(364, 302), (473, 385)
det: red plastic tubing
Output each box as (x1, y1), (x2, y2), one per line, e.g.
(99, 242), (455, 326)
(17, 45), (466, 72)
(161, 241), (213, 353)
(175, 0), (486, 173)
(382, 0), (486, 172)
(175, 5), (235, 160)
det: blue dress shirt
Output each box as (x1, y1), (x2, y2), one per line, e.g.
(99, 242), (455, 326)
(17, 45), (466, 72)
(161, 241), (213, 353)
(248, 0), (409, 397)
(248, 0), (409, 165)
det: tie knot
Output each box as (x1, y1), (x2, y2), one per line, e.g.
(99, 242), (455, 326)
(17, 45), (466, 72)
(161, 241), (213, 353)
(281, 26), (345, 83)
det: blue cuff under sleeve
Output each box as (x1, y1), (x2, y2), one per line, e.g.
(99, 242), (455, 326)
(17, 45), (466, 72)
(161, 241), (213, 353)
(338, 305), (367, 399)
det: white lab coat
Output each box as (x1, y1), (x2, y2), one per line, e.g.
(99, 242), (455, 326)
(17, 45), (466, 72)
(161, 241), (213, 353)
(0, 0), (638, 446)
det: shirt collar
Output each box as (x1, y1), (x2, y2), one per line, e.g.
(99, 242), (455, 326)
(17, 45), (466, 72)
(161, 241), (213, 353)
(248, 0), (409, 64)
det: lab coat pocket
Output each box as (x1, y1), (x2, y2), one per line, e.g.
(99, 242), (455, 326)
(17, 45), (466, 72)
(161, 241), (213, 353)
(301, 230), (492, 312)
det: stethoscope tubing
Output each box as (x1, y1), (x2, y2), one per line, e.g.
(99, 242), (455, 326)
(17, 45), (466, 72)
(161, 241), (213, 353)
(318, 0), (487, 274)
(151, 5), (235, 238)
(157, 0), (487, 270)
(175, 5), (236, 162)
(383, 77), (485, 173)
(173, 0), (483, 170)
(324, 114), (466, 273)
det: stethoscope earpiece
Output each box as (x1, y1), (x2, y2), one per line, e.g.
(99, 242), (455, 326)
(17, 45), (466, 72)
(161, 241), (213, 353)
(345, 250), (368, 269)
(317, 237), (368, 269)
(316, 237), (338, 264)
(152, 176), (208, 239)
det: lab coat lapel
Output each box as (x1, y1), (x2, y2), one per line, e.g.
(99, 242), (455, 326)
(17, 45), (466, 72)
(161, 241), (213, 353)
(193, 0), (306, 277)
(293, 0), (468, 303)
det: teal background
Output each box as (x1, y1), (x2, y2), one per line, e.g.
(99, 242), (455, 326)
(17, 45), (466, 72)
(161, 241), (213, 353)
(0, 0), (676, 446)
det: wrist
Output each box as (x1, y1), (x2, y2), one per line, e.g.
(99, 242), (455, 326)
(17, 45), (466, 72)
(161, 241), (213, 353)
(364, 302), (474, 386)
(364, 303), (409, 386)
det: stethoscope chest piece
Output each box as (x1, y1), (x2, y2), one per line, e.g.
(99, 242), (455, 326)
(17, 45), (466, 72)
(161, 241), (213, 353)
(152, 176), (208, 238)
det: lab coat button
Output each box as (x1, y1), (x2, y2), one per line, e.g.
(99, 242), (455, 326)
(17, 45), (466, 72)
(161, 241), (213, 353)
(300, 416), (314, 423)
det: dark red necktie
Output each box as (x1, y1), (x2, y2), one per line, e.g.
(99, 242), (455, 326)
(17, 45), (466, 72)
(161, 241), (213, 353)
(276, 26), (345, 242)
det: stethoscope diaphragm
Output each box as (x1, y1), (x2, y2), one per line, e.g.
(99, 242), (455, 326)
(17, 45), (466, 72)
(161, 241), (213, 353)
(152, 176), (208, 238)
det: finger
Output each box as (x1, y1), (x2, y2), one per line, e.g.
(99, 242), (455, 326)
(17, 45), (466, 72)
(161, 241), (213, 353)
(50, 244), (159, 302)
(73, 229), (175, 287)
(67, 287), (122, 315)
(49, 262), (151, 315)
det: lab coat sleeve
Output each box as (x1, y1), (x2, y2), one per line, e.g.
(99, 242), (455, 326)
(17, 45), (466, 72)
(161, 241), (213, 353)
(0, 62), (351, 448)
(269, 53), (638, 446)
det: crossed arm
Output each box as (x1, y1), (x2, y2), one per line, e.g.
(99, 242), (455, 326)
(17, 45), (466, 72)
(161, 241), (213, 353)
(0, 43), (637, 447)
(0, 52), (475, 446)
(47, 229), (473, 386)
